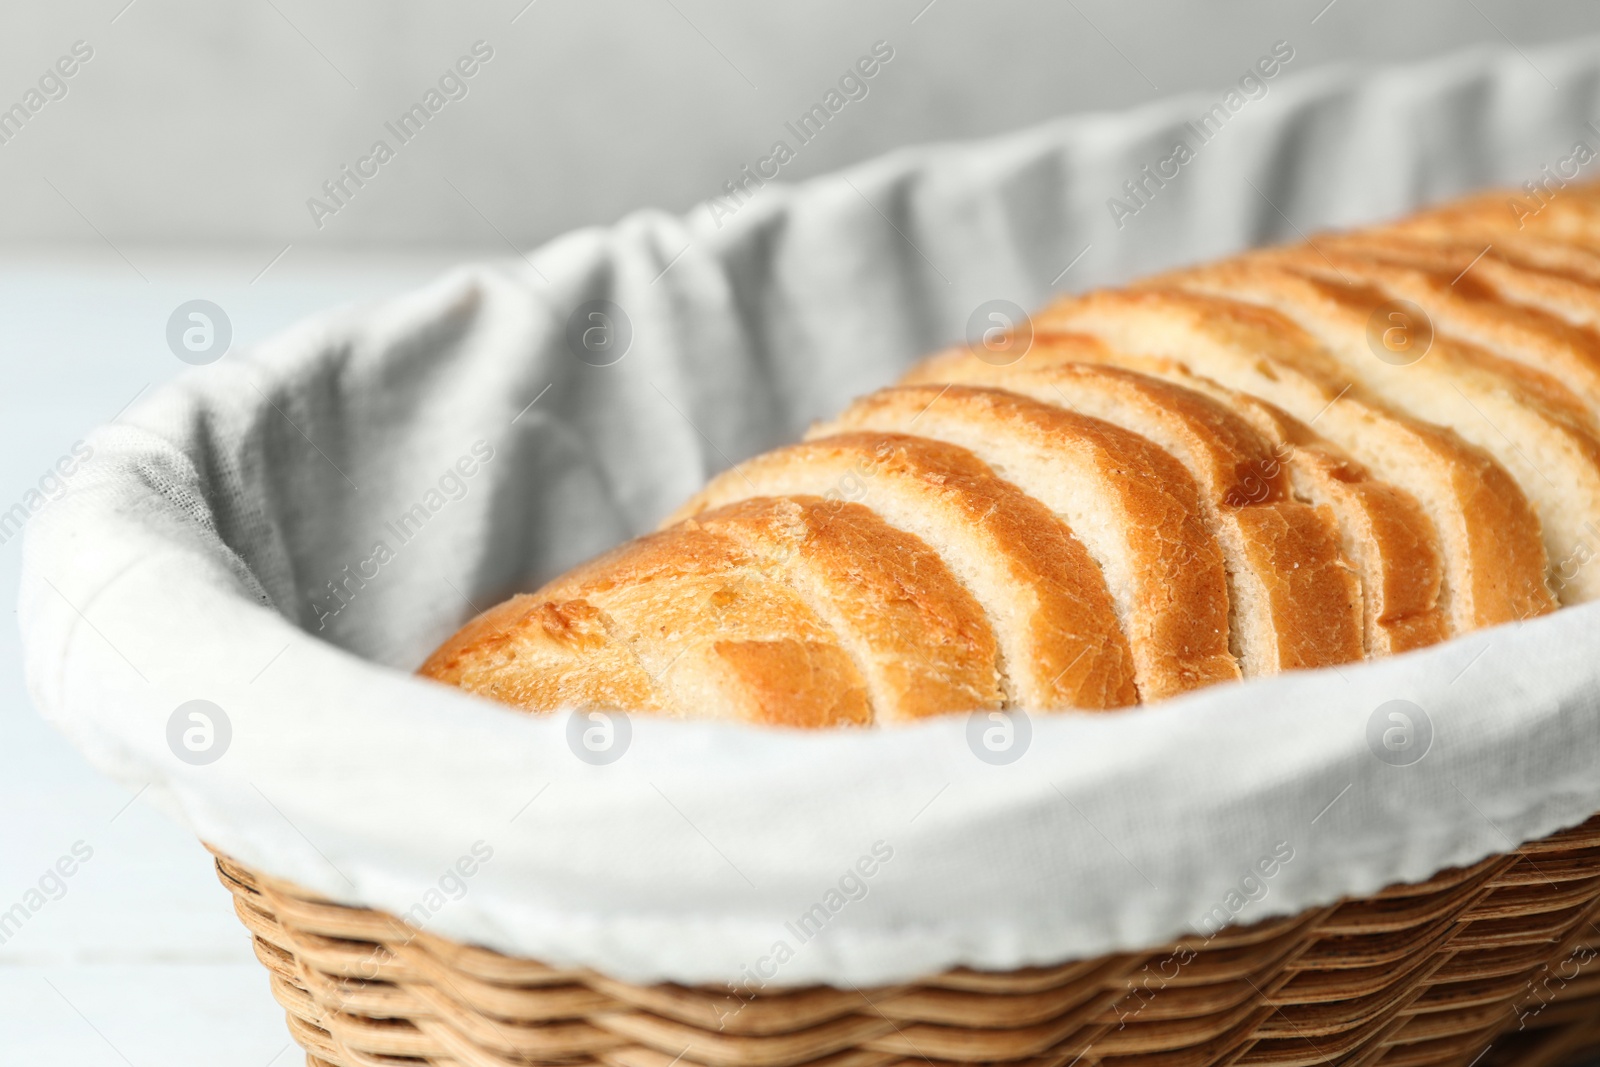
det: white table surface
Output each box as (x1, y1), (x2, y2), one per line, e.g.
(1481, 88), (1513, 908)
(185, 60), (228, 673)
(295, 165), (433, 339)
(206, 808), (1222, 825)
(0, 245), (483, 1065)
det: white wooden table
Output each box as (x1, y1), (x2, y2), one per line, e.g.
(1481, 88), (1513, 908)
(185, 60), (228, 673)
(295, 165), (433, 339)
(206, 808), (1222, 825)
(0, 246), (475, 1064)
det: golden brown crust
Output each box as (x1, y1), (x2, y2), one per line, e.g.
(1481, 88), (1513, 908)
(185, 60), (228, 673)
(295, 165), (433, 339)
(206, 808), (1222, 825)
(873, 372), (1363, 675)
(814, 385), (1240, 698)
(674, 432), (1141, 710)
(1034, 287), (1355, 394)
(1388, 183), (1600, 246)
(1031, 288), (1555, 631)
(1156, 375), (1449, 656)
(1251, 243), (1600, 427)
(1368, 230), (1600, 314)
(905, 340), (1448, 657)
(689, 496), (1004, 721)
(1162, 258), (1600, 605)
(1327, 232), (1600, 334)
(538, 523), (875, 727)
(419, 595), (667, 713)
(705, 637), (874, 728)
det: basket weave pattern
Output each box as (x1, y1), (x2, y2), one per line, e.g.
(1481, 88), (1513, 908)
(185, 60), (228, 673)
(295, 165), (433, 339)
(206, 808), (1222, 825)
(214, 815), (1600, 1067)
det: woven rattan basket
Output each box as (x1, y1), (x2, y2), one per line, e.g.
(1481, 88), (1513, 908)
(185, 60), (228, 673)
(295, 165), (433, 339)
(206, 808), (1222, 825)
(214, 812), (1600, 1067)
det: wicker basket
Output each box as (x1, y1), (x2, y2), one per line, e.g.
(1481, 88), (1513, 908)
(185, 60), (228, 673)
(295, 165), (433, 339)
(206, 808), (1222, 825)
(212, 812), (1600, 1067)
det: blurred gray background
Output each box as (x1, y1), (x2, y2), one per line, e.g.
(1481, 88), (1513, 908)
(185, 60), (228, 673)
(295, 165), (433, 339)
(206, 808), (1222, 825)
(6, 2), (1600, 1064)
(5, 0), (1600, 251)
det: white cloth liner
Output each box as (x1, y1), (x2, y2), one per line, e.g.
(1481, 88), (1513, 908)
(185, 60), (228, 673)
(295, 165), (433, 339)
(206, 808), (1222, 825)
(21, 38), (1600, 988)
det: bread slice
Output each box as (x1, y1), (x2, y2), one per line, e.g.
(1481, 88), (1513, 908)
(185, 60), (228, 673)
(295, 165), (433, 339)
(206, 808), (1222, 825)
(688, 496), (1004, 722)
(1375, 205), (1600, 340)
(419, 595), (669, 713)
(1389, 184), (1600, 247)
(531, 522), (876, 726)
(1032, 288), (1555, 631)
(1256, 244), (1600, 428)
(1165, 259), (1600, 604)
(1382, 200), (1600, 277)
(1169, 373), (1451, 655)
(421, 525), (875, 725)
(1329, 233), (1600, 334)
(670, 432), (1140, 710)
(811, 386), (1241, 697)
(902, 347), (1447, 655)
(842, 377), (1363, 682)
